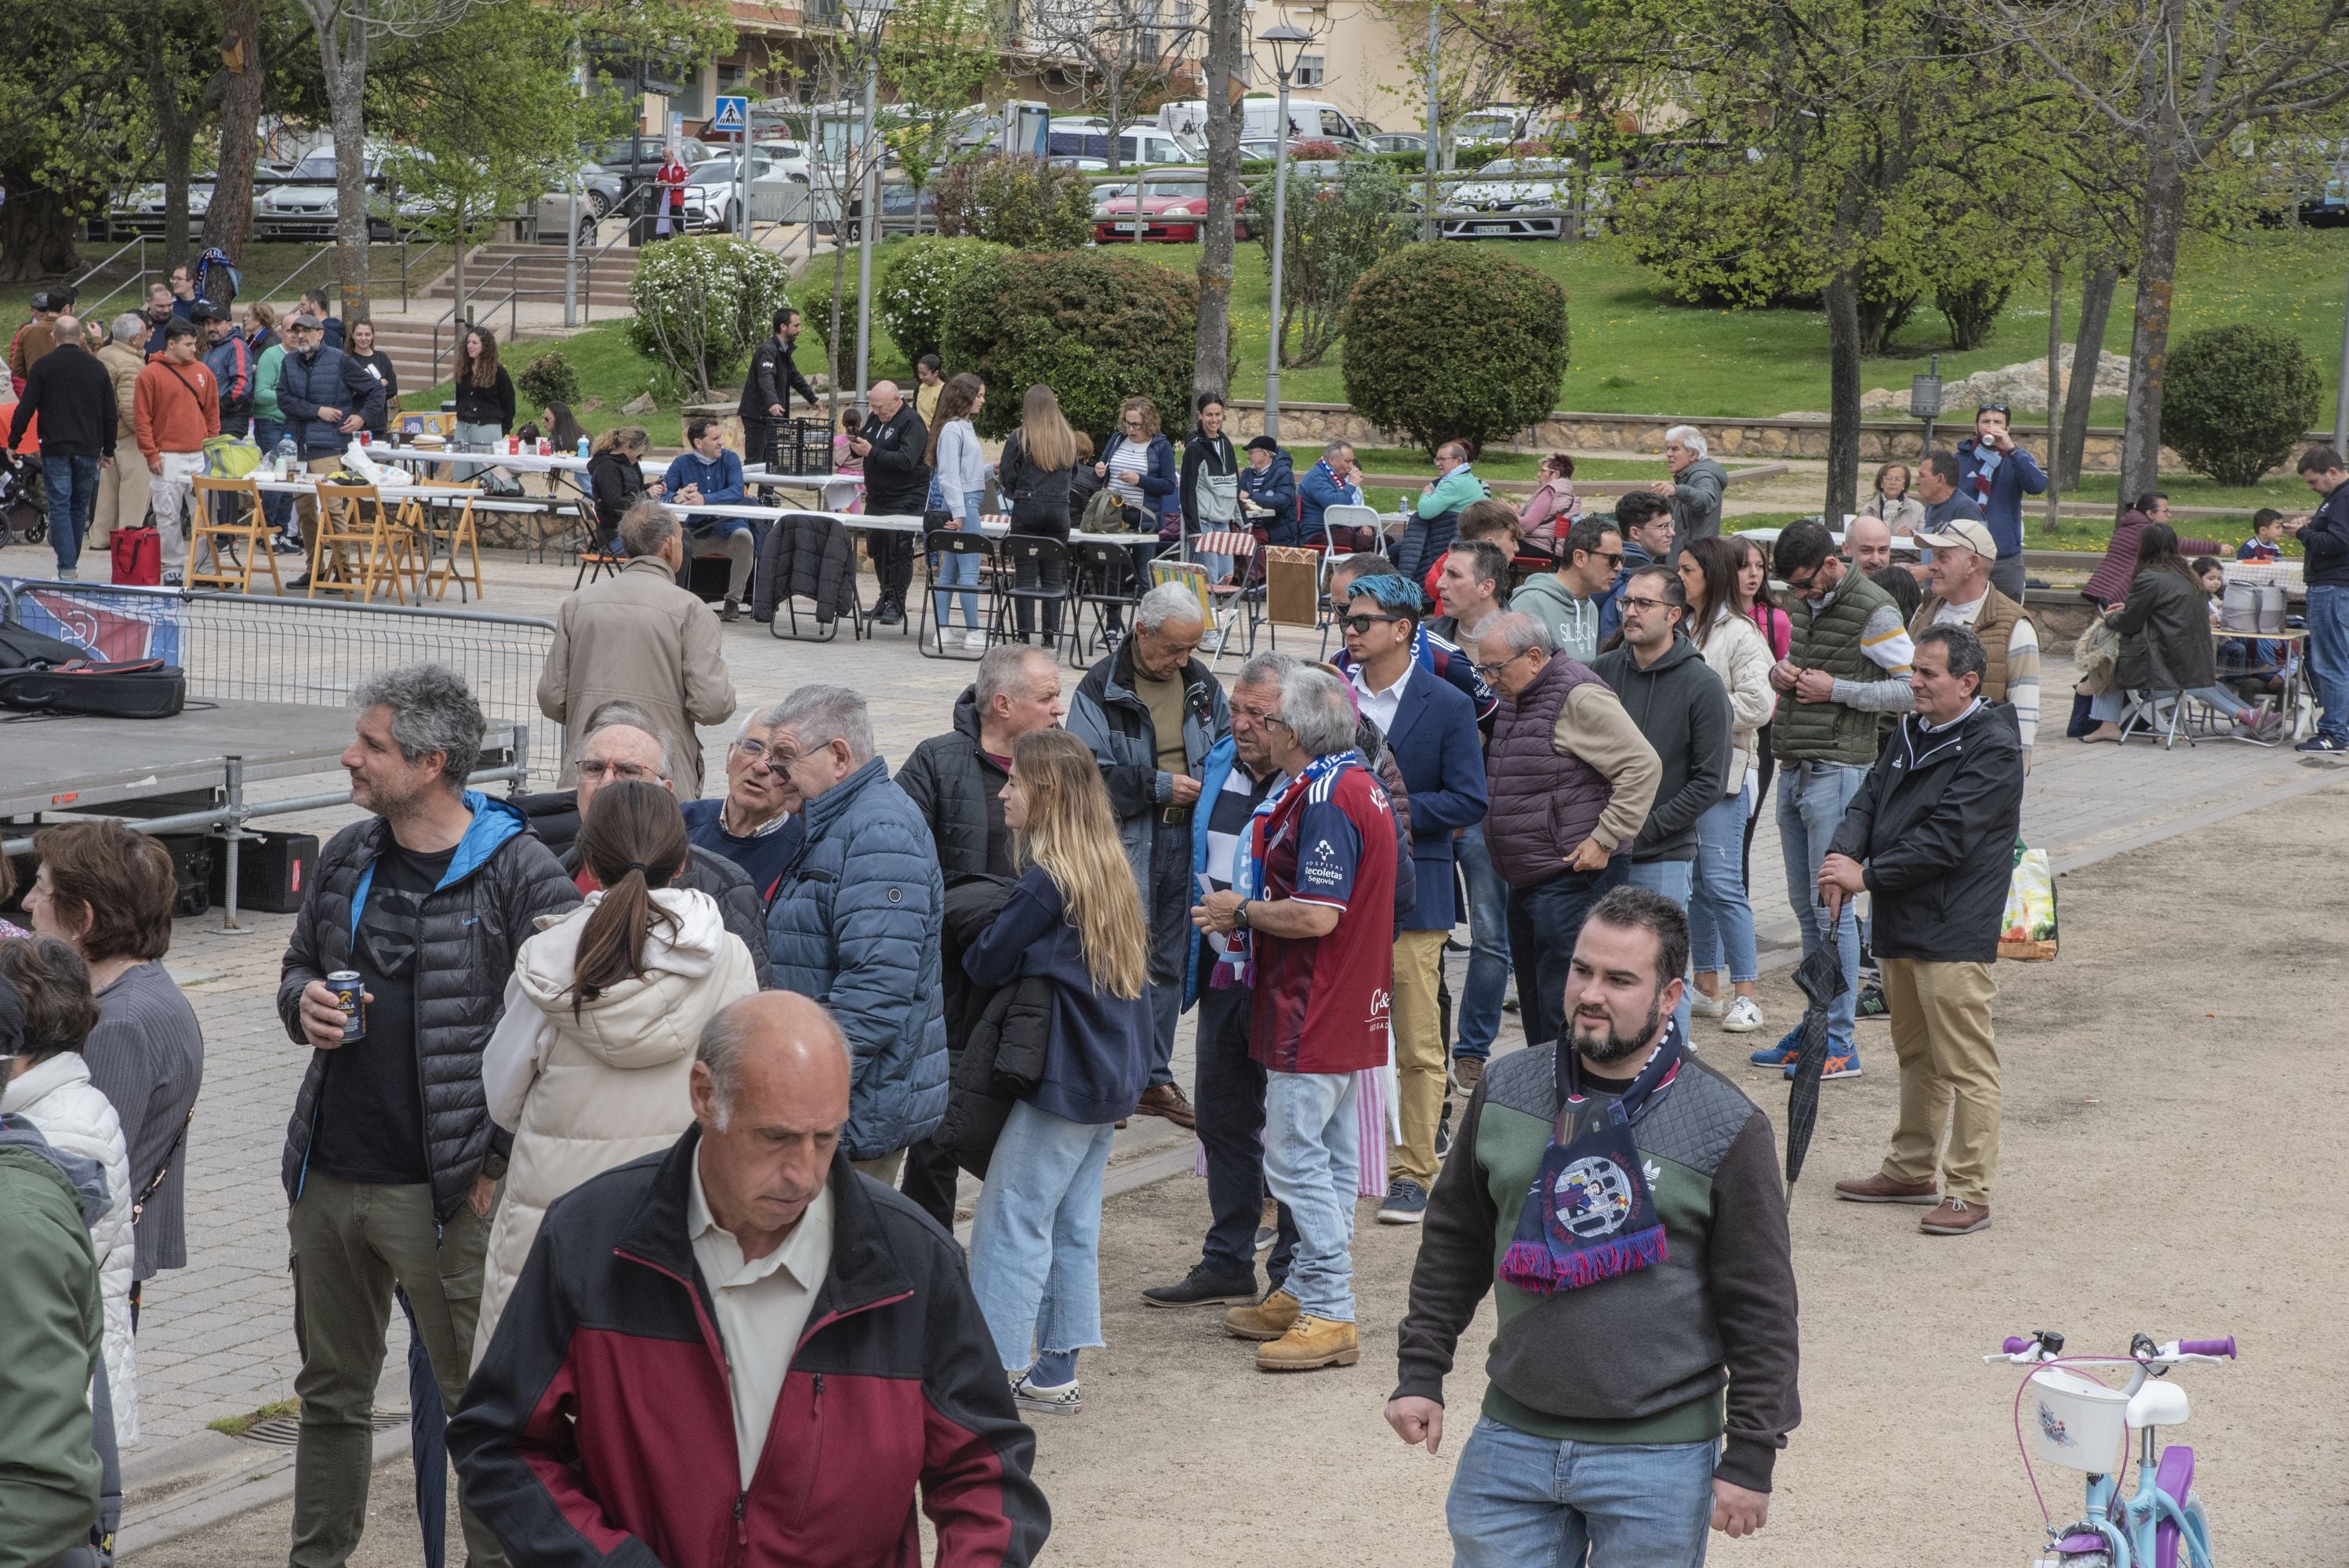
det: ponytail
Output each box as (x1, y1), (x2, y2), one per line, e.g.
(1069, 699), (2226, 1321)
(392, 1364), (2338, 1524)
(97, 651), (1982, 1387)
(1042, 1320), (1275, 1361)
(570, 781), (691, 1013)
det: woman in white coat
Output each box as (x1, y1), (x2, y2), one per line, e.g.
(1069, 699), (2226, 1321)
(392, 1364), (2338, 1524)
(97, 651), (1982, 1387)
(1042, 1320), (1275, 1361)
(472, 782), (757, 1363)
(1676, 537), (1778, 1035)
(0, 937), (140, 1443)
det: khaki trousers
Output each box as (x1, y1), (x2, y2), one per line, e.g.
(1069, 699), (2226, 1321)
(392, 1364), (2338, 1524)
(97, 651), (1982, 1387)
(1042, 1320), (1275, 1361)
(1389, 929), (1450, 1188)
(1879, 956), (2001, 1204)
(91, 451), (151, 548)
(853, 1149), (906, 1185)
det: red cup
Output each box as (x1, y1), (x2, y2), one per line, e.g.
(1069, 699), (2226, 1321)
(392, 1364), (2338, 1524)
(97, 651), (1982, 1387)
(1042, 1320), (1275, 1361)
(536, 437), (551, 456)
(359, 430), (372, 447)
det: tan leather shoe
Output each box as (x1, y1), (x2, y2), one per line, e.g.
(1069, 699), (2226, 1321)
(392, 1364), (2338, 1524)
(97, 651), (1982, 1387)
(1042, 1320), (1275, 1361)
(1919, 1198), (1991, 1236)
(1833, 1172), (1941, 1205)
(1256, 1314), (1360, 1371)
(1222, 1289), (1300, 1341)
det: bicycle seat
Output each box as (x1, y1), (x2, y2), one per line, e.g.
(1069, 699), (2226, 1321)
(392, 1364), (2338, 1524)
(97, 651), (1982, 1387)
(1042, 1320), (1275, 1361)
(2126, 1380), (2191, 1430)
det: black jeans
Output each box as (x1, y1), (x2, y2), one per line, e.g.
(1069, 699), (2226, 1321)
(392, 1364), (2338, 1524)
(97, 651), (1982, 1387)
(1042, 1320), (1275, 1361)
(1009, 530), (1066, 639)
(1505, 862), (1628, 1051)
(900, 1129), (960, 1232)
(870, 528), (914, 609)
(1193, 980), (1298, 1287)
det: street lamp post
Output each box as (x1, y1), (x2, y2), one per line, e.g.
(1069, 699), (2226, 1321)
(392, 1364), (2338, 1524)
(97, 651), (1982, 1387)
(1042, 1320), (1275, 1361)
(1259, 20), (1312, 445)
(849, 0), (894, 412)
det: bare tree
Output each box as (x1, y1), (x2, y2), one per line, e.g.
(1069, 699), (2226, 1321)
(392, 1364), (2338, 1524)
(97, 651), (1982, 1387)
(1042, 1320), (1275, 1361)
(1979, 0), (2349, 502)
(1192, 0), (1241, 400)
(1024, 0), (1200, 172)
(290, 0), (482, 326)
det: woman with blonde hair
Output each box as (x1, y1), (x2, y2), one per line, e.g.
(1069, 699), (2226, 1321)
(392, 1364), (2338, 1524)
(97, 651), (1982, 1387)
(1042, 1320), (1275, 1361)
(997, 383), (1079, 644)
(586, 425), (660, 549)
(471, 782), (757, 1362)
(964, 728), (1152, 1416)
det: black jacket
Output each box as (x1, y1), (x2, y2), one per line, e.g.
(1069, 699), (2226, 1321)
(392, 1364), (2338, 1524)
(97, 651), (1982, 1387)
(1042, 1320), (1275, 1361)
(1827, 701), (2024, 964)
(996, 430), (1073, 539)
(737, 334), (818, 423)
(1592, 633), (1732, 862)
(2300, 483), (2349, 590)
(1179, 426), (1237, 532)
(555, 840), (774, 991)
(934, 877), (1053, 1176)
(8, 343), (117, 458)
(585, 448), (646, 543)
(1066, 461), (1106, 532)
(2106, 567), (2216, 691)
(453, 365), (516, 434)
(859, 403), (931, 515)
(895, 686), (1008, 879)
(278, 795), (581, 1220)
(755, 511), (860, 623)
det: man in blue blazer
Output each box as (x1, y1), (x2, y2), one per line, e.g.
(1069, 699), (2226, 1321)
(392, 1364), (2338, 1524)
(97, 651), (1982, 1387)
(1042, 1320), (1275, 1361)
(1338, 573), (1487, 1225)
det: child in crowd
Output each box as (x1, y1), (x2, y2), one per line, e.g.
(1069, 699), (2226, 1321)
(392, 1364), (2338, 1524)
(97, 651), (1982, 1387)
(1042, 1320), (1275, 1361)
(2193, 556), (2226, 626)
(2238, 510), (2285, 561)
(834, 408), (865, 514)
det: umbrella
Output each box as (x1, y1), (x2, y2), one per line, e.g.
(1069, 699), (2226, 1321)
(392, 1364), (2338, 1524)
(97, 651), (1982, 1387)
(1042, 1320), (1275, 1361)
(1782, 938), (1846, 1191)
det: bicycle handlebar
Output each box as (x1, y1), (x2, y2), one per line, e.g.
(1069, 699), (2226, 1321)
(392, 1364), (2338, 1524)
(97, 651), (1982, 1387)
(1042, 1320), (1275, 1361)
(1991, 1332), (2237, 1361)
(2177, 1337), (2237, 1359)
(2002, 1336), (2033, 1355)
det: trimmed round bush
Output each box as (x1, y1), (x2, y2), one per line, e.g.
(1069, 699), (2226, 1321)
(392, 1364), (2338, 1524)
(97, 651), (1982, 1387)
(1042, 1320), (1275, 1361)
(625, 236), (795, 396)
(876, 235), (1011, 364)
(940, 249), (1207, 443)
(2162, 324), (2325, 487)
(1342, 245), (1570, 456)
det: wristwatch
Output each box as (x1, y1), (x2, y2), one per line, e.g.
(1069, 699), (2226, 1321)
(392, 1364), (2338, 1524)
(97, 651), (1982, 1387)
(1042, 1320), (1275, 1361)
(1232, 899), (1252, 934)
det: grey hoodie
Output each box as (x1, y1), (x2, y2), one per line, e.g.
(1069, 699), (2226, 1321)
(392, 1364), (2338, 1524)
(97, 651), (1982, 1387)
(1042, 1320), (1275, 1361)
(1513, 572), (1608, 665)
(1591, 632), (1733, 862)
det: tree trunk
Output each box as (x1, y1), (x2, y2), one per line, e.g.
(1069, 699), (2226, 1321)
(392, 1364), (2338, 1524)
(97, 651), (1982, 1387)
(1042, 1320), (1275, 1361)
(1103, 64), (1124, 176)
(2118, 151), (2184, 509)
(2043, 256), (2061, 537)
(1824, 266), (1862, 521)
(2058, 259), (2118, 489)
(453, 199), (467, 330)
(162, 123), (195, 268)
(1192, 0), (1240, 401)
(318, 21), (373, 327)
(205, 0), (263, 267)
(0, 186), (82, 281)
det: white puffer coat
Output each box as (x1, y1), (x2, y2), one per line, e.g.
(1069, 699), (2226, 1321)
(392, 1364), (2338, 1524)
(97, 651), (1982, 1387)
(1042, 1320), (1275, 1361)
(4, 1051), (139, 1443)
(1696, 606), (1778, 796)
(471, 887), (758, 1366)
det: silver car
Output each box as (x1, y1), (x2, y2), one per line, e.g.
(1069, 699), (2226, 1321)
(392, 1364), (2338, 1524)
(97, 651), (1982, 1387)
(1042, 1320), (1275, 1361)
(1438, 157), (1577, 240)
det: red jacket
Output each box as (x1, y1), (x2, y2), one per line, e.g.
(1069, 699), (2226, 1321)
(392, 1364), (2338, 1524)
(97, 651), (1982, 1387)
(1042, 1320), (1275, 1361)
(449, 1130), (1048, 1567)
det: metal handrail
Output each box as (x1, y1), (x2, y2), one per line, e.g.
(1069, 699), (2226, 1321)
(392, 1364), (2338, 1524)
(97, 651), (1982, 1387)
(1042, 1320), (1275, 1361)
(71, 234), (151, 321)
(429, 245), (537, 387)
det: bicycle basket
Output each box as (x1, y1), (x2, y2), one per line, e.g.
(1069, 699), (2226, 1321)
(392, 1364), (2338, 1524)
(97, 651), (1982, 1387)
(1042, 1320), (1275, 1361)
(2026, 1367), (2129, 1475)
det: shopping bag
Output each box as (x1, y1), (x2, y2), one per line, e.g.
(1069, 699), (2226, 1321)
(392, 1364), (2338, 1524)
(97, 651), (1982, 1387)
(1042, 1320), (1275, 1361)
(110, 527), (162, 586)
(201, 435), (262, 479)
(2073, 616), (2120, 695)
(1999, 842), (2058, 961)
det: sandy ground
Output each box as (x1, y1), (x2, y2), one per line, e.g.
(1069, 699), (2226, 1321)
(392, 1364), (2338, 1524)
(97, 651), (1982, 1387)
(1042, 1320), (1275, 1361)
(138, 782), (2349, 1567)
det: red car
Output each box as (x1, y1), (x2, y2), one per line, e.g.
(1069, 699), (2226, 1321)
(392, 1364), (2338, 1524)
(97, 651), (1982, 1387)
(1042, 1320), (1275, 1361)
(1093, 178), (1253, 243)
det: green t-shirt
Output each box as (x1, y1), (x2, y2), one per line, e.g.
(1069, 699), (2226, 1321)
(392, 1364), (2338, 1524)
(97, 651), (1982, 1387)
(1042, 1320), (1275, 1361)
(1136, 669), (1188, 785)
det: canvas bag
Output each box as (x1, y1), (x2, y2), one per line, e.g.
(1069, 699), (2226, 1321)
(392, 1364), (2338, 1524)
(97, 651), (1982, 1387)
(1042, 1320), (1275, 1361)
(1999, 841), (2058, 961)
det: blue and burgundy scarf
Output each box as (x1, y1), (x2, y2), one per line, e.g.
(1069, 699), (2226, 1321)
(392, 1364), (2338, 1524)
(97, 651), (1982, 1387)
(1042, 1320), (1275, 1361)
(1218, 748), (1361, 989)
(1498, 1023), (1683, 1295)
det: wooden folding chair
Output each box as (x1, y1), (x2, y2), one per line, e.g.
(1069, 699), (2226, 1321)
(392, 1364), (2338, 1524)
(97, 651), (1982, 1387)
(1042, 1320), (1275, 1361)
(311, 482), (420, 602)
(406, 481), (485, 603)
(188, 475), (281, 594)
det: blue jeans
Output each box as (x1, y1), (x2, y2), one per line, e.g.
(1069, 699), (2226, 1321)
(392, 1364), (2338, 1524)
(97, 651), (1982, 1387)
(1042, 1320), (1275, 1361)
(1777, 760), (1867, 1054)
(251, 418), (296, 535)
(968, 1099), (1116, 1370)
(1451, 823), (1512, 1059)
(42, 454), (98, 572)
(1262, 1070), (1360, 1322)
(1505, 862), (1627, 1051)
(1447, 1417), (1717, 1568)
(931, 490), (986, 629)
(1623, 858), (1693, 1040)
(2309, 584), (2349, 742)
(2090, 684), (2251, 724)
(1688, 783), (1759, 985)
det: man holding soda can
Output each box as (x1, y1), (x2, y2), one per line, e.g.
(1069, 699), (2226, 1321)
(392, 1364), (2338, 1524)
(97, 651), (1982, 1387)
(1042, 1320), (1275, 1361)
(276, 664), (579, 1568)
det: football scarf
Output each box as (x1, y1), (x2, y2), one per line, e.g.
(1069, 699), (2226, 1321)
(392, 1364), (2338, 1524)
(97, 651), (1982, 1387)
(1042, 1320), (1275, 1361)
(1220, 748), (1360, 989)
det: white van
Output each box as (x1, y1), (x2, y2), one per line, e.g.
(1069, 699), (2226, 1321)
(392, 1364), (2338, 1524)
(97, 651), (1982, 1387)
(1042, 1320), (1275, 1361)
(1156, 97), (1373, 149)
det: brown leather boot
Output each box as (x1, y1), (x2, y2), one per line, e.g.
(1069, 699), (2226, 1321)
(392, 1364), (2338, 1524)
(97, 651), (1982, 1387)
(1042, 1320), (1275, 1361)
(1919, 1197), (1991, 1236)
(1256, 1315), (1360, 1371)
(1222, 1289), (1299, 1341)
(1833, 1172), (1941, 1205)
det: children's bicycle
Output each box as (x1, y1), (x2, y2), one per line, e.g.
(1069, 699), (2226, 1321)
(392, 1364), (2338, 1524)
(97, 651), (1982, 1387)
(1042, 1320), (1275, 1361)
(1984, 1328), (2238, 1567)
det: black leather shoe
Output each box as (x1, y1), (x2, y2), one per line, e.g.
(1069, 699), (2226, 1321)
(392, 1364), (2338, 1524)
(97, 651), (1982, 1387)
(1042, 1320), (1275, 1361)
(874, 601), (904, 626)
(1141, 1266), (1258, 1308)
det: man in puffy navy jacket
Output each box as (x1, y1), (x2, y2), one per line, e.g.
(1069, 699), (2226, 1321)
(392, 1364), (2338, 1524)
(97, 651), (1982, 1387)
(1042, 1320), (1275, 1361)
(761, 684), (947, 1178)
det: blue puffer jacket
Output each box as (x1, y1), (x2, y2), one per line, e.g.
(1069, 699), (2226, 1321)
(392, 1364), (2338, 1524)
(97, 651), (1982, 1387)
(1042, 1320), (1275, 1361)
(764, 757), (947, 1161)
(1239, 453), (1300, 544)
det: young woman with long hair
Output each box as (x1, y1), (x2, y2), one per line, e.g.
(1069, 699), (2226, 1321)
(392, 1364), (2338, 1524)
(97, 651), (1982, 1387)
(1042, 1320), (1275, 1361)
(453, 325), (517, 488)
(472, 782), (759, 1362)
(924, 371), (989, 647)
(997, 383), (1080, 644)
(964, 728), (1152, 1416)
(1676, 536), (1775, 1033)
(1732, 533), (1791, 885)
(586, 426), (658, 548)
(346, 318), (398, 438)
(2081, 522), (2281, 742)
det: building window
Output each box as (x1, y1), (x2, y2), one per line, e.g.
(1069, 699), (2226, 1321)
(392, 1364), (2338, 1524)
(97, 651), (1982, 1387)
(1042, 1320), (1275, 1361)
(1294, 53), (1323, 87)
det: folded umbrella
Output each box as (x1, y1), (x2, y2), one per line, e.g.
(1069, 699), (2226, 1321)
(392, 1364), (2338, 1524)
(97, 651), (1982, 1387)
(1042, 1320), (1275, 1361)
(1783, 938), (1845, 1192)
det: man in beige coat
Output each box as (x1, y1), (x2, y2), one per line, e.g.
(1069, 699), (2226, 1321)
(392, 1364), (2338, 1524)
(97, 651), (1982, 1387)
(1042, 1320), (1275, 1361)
(538, 498), (738, 793)
(91, 314), (151, 548)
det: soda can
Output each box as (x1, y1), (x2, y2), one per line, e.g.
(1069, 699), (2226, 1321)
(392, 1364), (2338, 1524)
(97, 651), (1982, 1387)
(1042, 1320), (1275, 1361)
(359, 430), (372, 447)
(327, 970), (366, 1043)
(537, 436), (551, 456)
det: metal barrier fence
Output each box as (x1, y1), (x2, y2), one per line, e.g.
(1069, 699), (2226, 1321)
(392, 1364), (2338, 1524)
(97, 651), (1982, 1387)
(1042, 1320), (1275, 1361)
(0, 579), (565, 789)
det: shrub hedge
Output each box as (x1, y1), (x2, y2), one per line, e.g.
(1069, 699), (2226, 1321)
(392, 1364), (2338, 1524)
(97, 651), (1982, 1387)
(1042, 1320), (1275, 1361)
(933, 155), (1097, 250)
(2162, 324), (2325, 487)
(1342, 244), (1570, 456)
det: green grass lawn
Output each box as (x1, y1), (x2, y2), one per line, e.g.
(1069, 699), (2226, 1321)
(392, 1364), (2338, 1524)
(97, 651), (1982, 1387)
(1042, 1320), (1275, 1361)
(7, 238), (452, 327)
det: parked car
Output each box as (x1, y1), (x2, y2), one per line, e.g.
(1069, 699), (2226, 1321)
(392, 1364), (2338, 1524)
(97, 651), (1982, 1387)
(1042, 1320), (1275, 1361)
(1044, 126), (1201, 167)
(1091, 175), (1252, 243)
(597, 135), (713, 172)
(679, 152), (813, 232)
(1437, 156), (1578, 240)
(1370, 132), (1429, 155)
(840, 177), (935, 241)
(255, 151), (398, 241)
(111, 179), (215, 237)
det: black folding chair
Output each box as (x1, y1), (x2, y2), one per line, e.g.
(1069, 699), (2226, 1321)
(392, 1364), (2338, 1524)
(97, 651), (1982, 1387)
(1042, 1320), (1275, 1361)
(765, 513), (866, 643)
(1069, 540), (1145, 668)
(993, 534), (1071, 651)
(917, 531), (995, 659)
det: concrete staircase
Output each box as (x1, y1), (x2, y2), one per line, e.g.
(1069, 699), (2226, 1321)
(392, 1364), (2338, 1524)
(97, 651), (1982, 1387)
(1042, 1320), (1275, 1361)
(368, 241), (643, 393)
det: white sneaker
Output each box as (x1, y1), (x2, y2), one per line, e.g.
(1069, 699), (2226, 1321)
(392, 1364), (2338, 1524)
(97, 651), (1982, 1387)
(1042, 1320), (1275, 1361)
(963, 628), (988, 650)
(1721, 996), (1766, 1033)
(1690, 993), (1726, 1019)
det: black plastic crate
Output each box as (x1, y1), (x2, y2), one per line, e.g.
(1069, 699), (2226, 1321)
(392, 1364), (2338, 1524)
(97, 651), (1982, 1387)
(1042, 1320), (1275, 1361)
(767, 416), (833, 477)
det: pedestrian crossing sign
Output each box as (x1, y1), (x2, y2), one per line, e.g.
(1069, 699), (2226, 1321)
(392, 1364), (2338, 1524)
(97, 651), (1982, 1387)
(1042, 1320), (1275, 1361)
(712, 96), (748, 136)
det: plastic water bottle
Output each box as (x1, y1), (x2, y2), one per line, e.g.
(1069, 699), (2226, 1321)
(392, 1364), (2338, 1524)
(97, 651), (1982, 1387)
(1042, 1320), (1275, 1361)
(274, 434), (296, 480)
(577, 434), (590, 459)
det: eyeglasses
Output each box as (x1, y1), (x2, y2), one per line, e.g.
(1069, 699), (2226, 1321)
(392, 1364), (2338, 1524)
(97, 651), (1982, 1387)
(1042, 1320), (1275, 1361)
(1339, 613), (1404, 633)
(575, 760), (666, 783)
(732, 735), (800, 775)
(1617, 596), (1676, 615)
(1588, 550), (1624, 568)
(1473, 648), (1538, 679)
